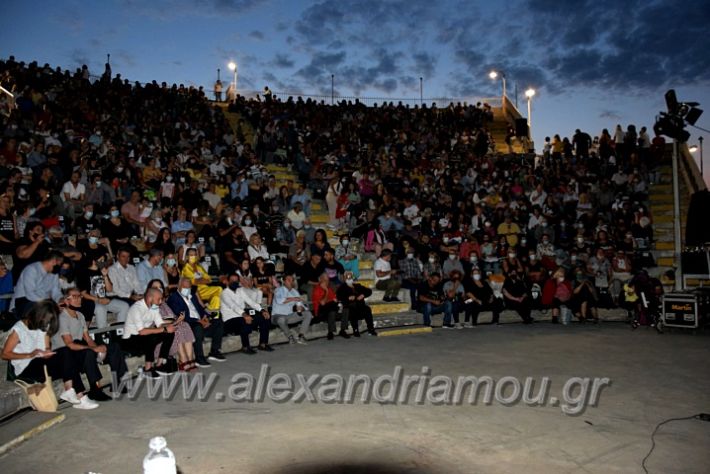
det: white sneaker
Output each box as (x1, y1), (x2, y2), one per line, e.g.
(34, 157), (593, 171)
(73, 396), (99, 410)
(463, 322), (474, 328)
(454, 323), (464, 329)
(60, 388), (81, 405)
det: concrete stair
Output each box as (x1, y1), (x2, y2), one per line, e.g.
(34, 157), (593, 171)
(218, 103), (255, 146)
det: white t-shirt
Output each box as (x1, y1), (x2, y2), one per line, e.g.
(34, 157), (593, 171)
(122, 299), (164, 338)
(61, 181), (86, 201)
(373, 258), (391, 283)
(9, 321), (46, 375)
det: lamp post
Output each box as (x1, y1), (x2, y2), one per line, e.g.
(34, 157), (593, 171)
(331, 74), (334, 105)
(489, 70), (506, 100)
(525, 88), (535, 128)
(700, 136), (704, 179)
(227, 61), (237, 95)
(420, 77), (423, 106)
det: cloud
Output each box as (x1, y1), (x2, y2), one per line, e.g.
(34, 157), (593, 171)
(248, 30), (264, 40)
(122, 0), (268, 19)
(271, 54), (295, 69)
(600, 110), (622, 121)
(295, 51), (347, 82)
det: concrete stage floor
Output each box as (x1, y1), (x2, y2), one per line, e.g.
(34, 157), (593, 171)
(1, 322), (709, 473)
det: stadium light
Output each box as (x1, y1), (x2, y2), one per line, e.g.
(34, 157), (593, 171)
(689, 145), (698, 153)
(489, 70), (506, 100)
(525, 88), (535, 136)
(227, 61), (238, 94)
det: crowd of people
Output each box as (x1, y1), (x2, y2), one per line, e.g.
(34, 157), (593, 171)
(0, 56), (666, 406)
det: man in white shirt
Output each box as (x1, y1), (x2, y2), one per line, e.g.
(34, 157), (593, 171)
(286, 202), (307, 230)
(220, 275), (273, 354)
(108, 248), (144, 303)
(61, 170), (86, 218)
(272, 274), (311, 345)
(119, 288), (175, 378)
(374, 249), (401, 302)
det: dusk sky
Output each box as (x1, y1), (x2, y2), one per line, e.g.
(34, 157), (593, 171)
(2, 0), (709, 162)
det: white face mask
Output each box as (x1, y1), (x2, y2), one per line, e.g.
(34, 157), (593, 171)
(345, 278), (354, 286)
(180, 288), (191, 297)
(407, 253), (414, 259)
(473, 274), (481, 281)
(342, 240), (350, 246)
(429, 257), (436, 264)
(470, 256), (478, 262)
(443, 237), (450, 244)
(508, 253), (516, 259)
(448, 254), (456, 260)
(244, 219), (252, 226)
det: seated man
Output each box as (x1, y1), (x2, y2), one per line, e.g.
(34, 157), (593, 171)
(167, 277), (226, 367)
(181, 247), (222, 311)
(374, 249), (401, 302)
(502, 270), (534, 324)
(137, 248), (166, 290)
(272, 274), (312, 345)
(107, 247), (144, 305)
(12, 250), (64, 317)
(312, 273), (349, 340)
(418, 272), (453, 327)
(76, 253), (130, 329)
(220, 275), (273, 354)
(119, 288), (176, 378)
(336, 271), (377, 336)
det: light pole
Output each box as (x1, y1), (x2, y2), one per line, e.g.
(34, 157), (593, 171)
(489, 70), (506, 100)
(228, 61), (237, 95)
(420, 77), (423, 106)
(525, 88), (536, 128)
(331, 74), (334, 105)
(700, 136), (704, 179)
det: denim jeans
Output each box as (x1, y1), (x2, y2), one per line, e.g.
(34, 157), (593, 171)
(422, 301), (453, 326)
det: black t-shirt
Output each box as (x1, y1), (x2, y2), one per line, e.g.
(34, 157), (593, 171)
(464, 279), (493, 302)
(80, 243), (110, 266)
(418, 281), (444, 302)
(504, 277), (528, 298)
(76, 267), (107, 298)
(300, 261), (325, 284)
(322, 259), (345, 283)
(12, 238), (50, 282)
(252, 265), (274, 286)
(73, 215), (100, 235)
(101, 218), (134, 246)
(0, 211), (16, 253)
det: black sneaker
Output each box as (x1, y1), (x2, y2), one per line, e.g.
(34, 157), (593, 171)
(258, 344), (275, 352)
(195, 358), (211, 368)
(242, 347), (258, 355)
(442, 324), (455, 329)
(208, 352), (226, 362)
(389, 297), (401, 302)
(297, 334), (308, 345)
(88, 388), (112, 402)
(143, 368), (162, 379)
(339, 330), (351, 339)
(155, 364), (176, 376)
(367, 329), (378, 336)
(327, 332), (334, 340)
(352, 330), (361, 338)
(383, 296), (392, 302)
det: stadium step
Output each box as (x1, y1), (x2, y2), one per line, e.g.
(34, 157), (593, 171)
(371, 301), (411, 315)
(654, 241), (674, 251)
(310, 214), (329, 224)
(656, 256), (674, 267)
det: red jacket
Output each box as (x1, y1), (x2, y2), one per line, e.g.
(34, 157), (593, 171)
(312, 285), (336, 316)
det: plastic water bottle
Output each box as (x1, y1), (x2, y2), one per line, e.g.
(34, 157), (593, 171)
(143, 437), (176, 474)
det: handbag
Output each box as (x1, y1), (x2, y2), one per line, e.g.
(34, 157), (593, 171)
(13, 366), (59, 413)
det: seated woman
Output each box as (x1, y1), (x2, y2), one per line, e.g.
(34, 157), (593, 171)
(570, 269), (599, 322)
(1, 300), (98, 410)
(180, 247), (222, 311)
(252, 257), (276, 307)
(178, 230), (205, 267)
(146, 279), (196, 372)
(247, 233), (274, 272)
(286, 230), (310, 277)
(310, 229), (331, 256)
(334, 234), (360, 280)
(462, 268), (504, 326)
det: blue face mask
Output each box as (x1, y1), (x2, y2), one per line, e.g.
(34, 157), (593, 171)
(88, 236), (99, 245)
(110, 210), (120, 218)
(180, 288), (191, 297)
(150, 304), (160, 311)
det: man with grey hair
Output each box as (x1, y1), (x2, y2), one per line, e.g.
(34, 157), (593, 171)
(137, 247), (166, 290)
(271, 274), (311, 345)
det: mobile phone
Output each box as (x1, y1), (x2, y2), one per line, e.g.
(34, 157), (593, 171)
(198, 237), (205, 243)
(464, 299), (473, 304)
